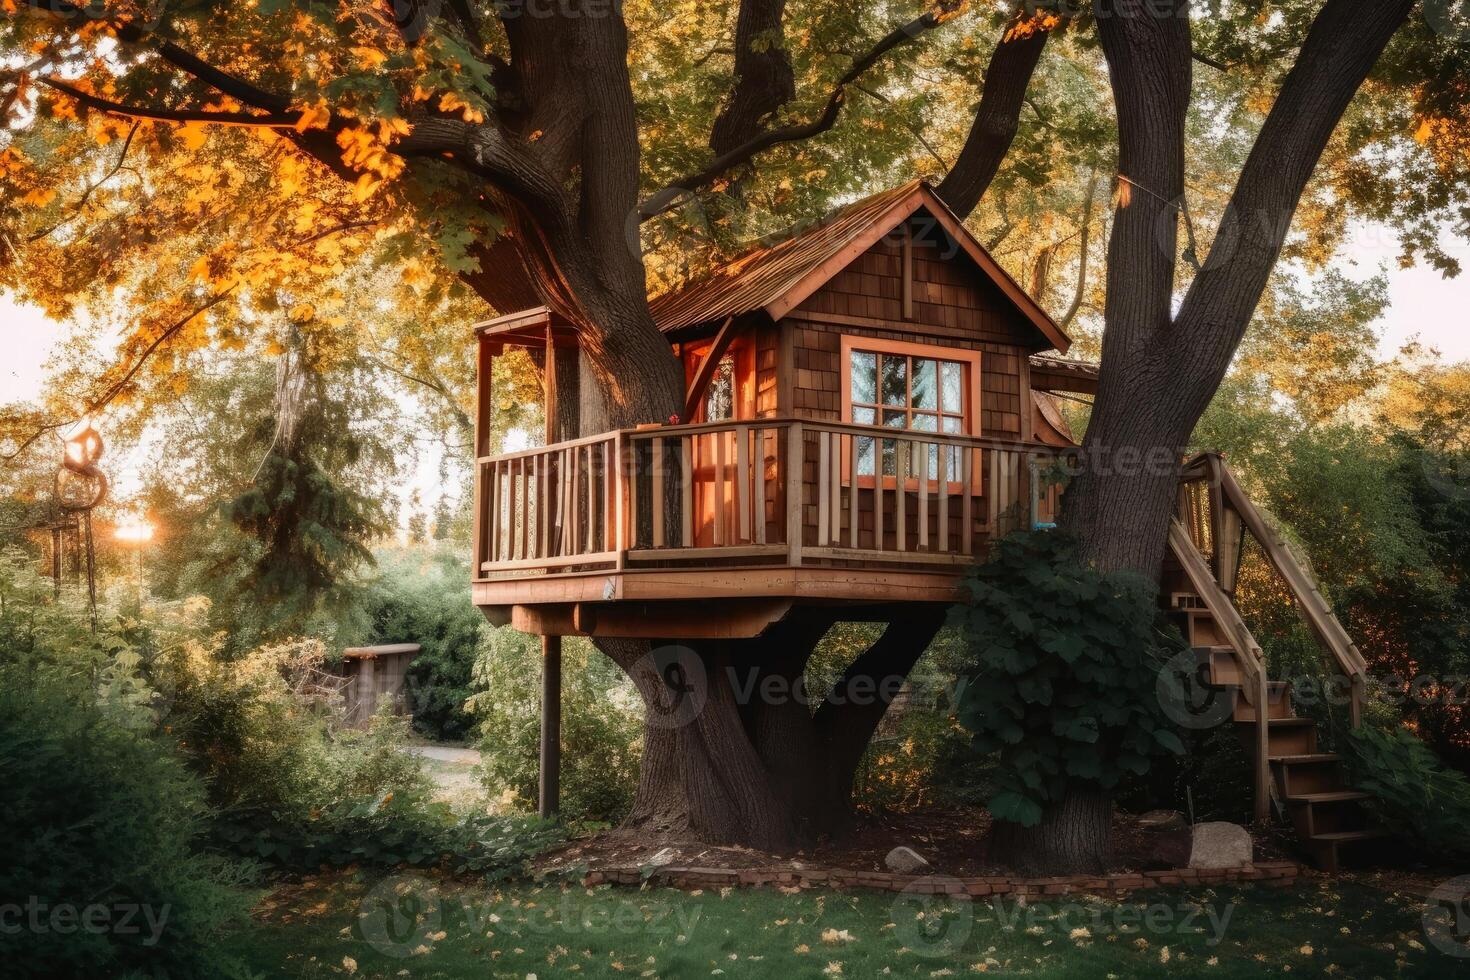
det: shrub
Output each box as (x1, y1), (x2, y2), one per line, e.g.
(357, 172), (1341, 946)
(470, 628), (641, 824)
(358, 548), (484, 741)
(951, 532), (1188, 827)
(0, 662), (255, 979)
(1343, 723), (1470, 858)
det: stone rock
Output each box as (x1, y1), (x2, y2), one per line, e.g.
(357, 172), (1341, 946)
(1188, 822), (1253, 869)
(1137, 809), (1188, 832)
(885, 846), (930, 874)
(645, 847), (678, 868)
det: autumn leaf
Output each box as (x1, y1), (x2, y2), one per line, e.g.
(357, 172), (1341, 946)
(293, 102), (331, 133)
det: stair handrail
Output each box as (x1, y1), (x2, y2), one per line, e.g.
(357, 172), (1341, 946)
(1183, 453), (1369, 727)
(1167, 518), (1273, 822)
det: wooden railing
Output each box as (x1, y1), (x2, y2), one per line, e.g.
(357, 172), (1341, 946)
(1176, 452), (1368, 727)
(474, 418), (1071, 579)
(475, 431), (622, 574)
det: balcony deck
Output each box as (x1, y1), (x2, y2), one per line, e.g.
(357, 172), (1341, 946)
(473, 418), (1069, 638)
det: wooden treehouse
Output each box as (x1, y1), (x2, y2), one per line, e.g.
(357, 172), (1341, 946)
(468, 180), (1379, 868)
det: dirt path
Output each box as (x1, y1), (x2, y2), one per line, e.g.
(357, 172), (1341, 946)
(400, 744), (482, 804)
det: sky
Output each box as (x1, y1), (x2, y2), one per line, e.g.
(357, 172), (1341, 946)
(3, 222), (1468, 522)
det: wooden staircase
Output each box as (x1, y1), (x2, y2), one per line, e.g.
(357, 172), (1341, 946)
(1167, 454), (1381, 872)
(1173, 606), (1390, 872)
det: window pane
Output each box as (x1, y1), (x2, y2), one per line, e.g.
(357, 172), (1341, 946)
(927, 444), (939, 481)
(912, 412), (938, 432)
(850, 350), (877, 404)
(882, 438), (897, 476)
(912, 359), (937, 410)
(942, 414), (962, 434)
(853, 406), (876, 426)
(857, 436), (876, 477)
(941, 361), (964, 414)
(881, 355), (907, 406)
(882, 410), (907, 428)
(705, 356), (735, 421)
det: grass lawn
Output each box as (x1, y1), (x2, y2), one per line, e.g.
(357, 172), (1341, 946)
(232, 873), (1470, 978)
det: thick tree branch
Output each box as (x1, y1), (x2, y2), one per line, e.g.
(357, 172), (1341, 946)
(709, 0), (794, 155)
(813, 611), (947, 781)
(1060, 172), (1100, 329)
(1, 288), (235, 464)
(40, 78), (300, 127)
(638, 2), (965, 223)
(1170, 0), (1418, 406)
(933, 10), (1062, 219)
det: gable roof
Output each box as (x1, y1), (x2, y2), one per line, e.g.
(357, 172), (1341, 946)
(648, 180), (1071, 354)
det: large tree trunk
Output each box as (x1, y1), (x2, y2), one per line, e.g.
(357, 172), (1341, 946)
(1048, 0), (1416, 872)
(597, 612), (946, 849)
(989, 789), (1113, 876)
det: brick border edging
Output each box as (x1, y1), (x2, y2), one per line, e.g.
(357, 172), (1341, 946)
(583, 860), (1300, 896)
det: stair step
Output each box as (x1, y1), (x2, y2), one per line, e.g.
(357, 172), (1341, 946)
(1271, 753), (1340, 764)
(1309, 828), (1392, 844)
(1267, 718), (1315, 728)
(1287, 791), (1373, 804)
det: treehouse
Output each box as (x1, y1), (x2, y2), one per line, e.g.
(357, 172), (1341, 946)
(469, 181), (1380, 870)
(471, 181), (1096, 640)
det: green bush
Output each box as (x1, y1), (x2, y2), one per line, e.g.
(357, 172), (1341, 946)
(358, 548), (484, 741)
(470, 628), (641, 824)
(951, 532), (1188, 827)
(1343, 723), (1470, 858)
(0, 662), (255, 979)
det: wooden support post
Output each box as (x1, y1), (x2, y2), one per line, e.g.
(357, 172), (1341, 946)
(543, 319), (558, 444)
(786, 423), (803, 565)
(901, 222), (914, 321)
(539, 634), (562, 819)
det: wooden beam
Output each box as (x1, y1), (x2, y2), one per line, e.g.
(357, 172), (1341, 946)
(683, 315), (738, 422)
(539, 634), (562, 818)
(544, 317), (558, 444)
(901, 221), (914, 320)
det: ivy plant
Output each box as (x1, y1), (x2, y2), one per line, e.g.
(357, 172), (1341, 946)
(951, 532), (1188, 827)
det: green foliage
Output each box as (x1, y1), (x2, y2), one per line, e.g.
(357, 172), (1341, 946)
(358, 547), (484, 741)
(0, 657), (254, 978)
(1195, 384), (1470, 772)
(951, 533), (1187, 827)
(216, 353), (390, 643)
(470, 628), (641, 825)
(214, 785), (563, 878)
(0, 551), (562, 895)
(1343, 724), (1470, 859)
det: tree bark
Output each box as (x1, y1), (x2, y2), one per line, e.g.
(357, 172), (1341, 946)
(598, 612), (946, 849)
(933, 11), (1060, 220)
(989, 788), (1113, 876)
(1064, 0), (1415, 578)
